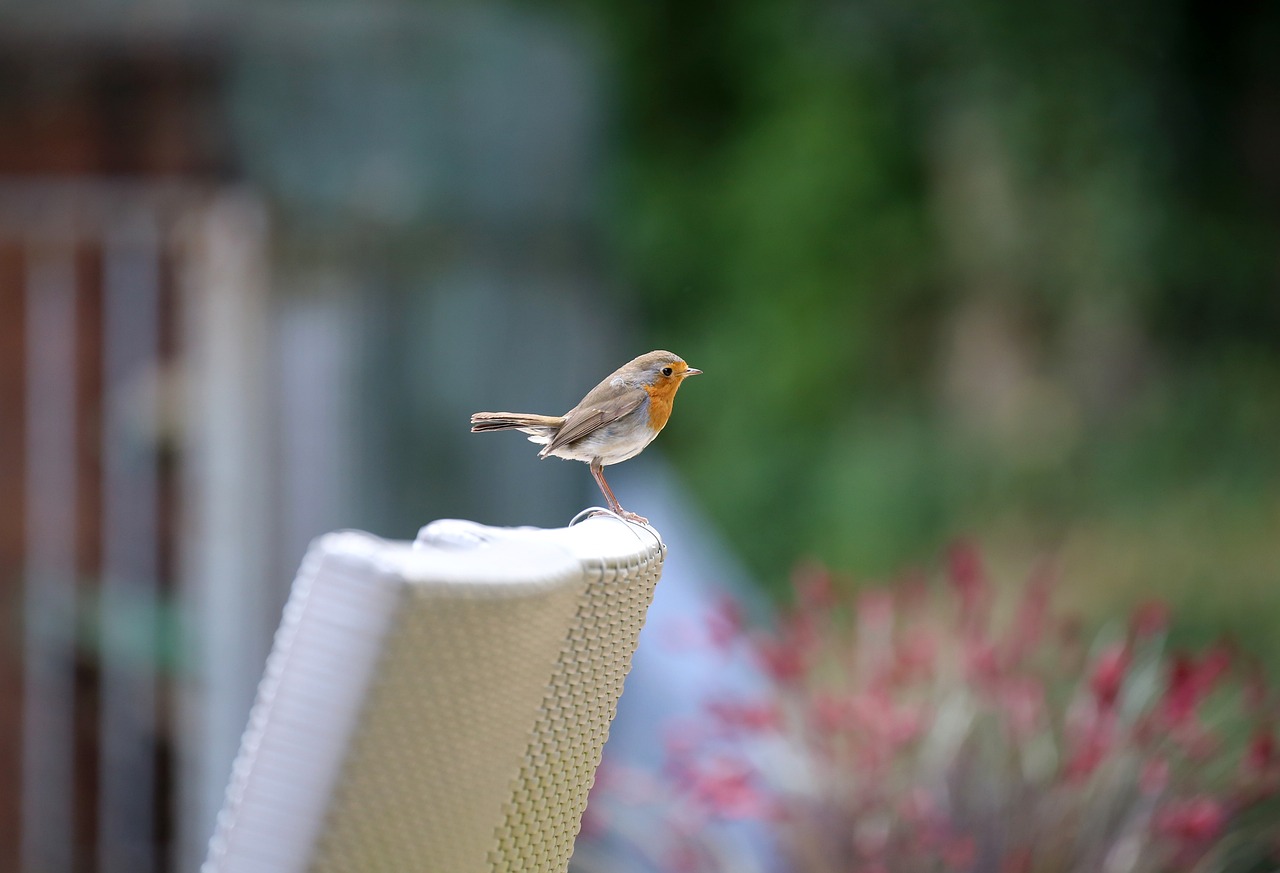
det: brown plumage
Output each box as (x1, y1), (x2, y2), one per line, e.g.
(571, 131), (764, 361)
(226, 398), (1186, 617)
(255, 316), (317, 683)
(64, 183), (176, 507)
(470, 350), (702, 523)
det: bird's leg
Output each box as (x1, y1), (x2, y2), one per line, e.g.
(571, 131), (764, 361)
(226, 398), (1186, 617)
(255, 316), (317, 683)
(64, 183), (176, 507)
(589, 461), (648, 524)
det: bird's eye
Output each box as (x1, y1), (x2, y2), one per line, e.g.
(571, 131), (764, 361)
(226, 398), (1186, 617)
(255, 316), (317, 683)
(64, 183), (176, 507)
(661, 366), (674, 377)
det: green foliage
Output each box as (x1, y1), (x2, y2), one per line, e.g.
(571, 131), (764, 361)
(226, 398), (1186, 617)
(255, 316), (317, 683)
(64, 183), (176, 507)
(570, 0), (1280, 627)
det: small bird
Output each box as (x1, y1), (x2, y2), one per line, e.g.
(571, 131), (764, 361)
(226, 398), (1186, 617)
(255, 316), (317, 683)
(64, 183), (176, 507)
(470, 350), (703, 524)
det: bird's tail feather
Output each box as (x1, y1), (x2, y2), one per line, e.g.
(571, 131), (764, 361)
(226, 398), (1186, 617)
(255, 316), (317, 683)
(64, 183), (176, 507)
(470, 412), (564, 433)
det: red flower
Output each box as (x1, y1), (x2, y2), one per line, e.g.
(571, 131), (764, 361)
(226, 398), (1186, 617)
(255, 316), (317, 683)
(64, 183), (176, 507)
(857, 590), (896, 633)
(706, 595), (745, 651)
(894, 627), (938, 682)
(1165, 656), (1199, 725)
(681, 756), (771, 820)
(890, 624), (942, 686)
(1155, 795), (1226, 843)
(663, 719), (712, 763)
(1064, 707), (1117, 781)
(792, 560), (838, 611)
(963, 638), (1001, 684)
(1246, 728), (1276, 772)
(1164, 646), (1233, 726)
(810, 693), (849, 733)
(706, 699), (781, 733)
(1199, 645), (1233, 688)
(600, 553), (1280, 873)
(1090, 643), (1131, 711)
(755, 635), (808, 683)
(1131, 600), (1171, 639)
(947, 540), (990, 631)
(751, 607), (819, 683)
(1004, 563), (1054, 663)
(849, 690), (923, 746)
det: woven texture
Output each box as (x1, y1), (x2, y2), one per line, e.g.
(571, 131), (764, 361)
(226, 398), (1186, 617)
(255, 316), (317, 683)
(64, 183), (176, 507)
(203, 520), (666, 873)
(202, 538), (410, 873)
(486, 541), (665, 871)
(310, 557), (587, 872)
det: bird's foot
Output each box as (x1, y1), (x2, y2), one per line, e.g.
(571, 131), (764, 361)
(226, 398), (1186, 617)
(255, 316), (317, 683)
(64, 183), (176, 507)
(583, 506), (649, 525)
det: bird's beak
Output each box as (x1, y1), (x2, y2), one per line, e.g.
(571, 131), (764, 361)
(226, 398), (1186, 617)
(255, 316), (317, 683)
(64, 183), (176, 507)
(683, 367), (703, 377)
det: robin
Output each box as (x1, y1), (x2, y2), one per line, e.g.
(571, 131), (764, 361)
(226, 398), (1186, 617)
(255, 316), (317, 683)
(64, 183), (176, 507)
(470, 350), (703, 524)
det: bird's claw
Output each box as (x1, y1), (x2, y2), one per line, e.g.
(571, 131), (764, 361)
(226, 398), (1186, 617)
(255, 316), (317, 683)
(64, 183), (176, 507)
(585, 507), (649, 525)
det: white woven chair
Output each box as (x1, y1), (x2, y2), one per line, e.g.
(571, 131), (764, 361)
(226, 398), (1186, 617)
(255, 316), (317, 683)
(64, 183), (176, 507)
(202, 516), (666, 873)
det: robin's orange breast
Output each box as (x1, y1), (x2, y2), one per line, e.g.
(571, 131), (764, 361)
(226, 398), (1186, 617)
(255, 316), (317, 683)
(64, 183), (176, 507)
(643, 379), (680, 431)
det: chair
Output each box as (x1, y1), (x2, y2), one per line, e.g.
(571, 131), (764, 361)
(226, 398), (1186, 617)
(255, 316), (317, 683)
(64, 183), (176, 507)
(202, 516), (666, 873)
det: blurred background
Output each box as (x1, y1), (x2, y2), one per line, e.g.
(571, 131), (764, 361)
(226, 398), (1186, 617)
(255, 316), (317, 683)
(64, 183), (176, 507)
(0, 0), (1277, 871)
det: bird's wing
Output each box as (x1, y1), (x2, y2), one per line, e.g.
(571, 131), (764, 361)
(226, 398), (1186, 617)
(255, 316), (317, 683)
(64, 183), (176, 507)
(543, 390), (646, 456)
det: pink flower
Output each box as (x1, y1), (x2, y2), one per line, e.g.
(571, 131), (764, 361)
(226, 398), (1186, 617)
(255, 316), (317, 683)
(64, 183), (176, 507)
(657, 617), (706, 652)
(1090, 643), (1130, 711)
(753, 609), (822, 683)
(1243, 662), (1271, 711)
(1164, 646), (1233, 726)
(899, 787), (938, 824)
(894, 627), (938, 682)
(578, 794), (610, 839)
(857, 590), (897, 676)
(1064, 707), (1117, 781)
(706, 595), (745, 651)
(1004, 563), (1054, 663)
(599, 552), (1280, 873)
(681, 756), (771, 820)
(849, 691), (923, 746)
(997, 676), (1046, 739)
(852, 820), (891, 858)
(1247, 728), (1276, 772)
(1199, 645), (1233, 689)
(1141, 758), (1170, 794)
(792, 560), (838, 611)
(947, 540), (989, 631)
(942, 835), (976, 870)
(1000, 848), (1033, 873)
(810, 693), (849, 733)
(706, 699), (781, 733)
(1155, 795), (1226, 843)
(1131, 600), (1171, 639)
(755, 635), (808, 683)
(1165, 656), (1201, 725)
(857, 590), (896, 633)
(663, 719), (712, 762)
(665, 843), (703, 873)
(963, 638), (1001, 684)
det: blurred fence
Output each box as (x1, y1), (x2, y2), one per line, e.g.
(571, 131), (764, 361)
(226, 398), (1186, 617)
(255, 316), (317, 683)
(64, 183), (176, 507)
(0, 180), (276, 873)
(0, 7), (618, 871)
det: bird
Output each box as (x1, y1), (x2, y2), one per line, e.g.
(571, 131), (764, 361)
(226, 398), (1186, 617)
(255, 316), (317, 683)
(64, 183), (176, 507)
(470, 350), (703, 524)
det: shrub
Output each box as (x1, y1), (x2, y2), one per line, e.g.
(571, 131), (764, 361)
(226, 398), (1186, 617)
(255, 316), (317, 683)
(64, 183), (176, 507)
(586, 544), (1280, 873)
